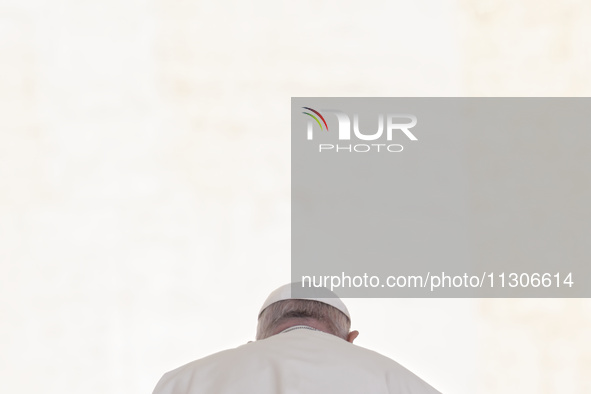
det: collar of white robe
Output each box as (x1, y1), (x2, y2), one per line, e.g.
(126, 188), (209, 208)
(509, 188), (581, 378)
(279, 325), (321, 334)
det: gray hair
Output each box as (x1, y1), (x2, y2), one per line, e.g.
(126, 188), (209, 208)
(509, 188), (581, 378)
(256, 299), (350, 340)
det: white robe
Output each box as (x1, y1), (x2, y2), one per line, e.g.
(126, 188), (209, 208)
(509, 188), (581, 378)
(153, 329), (441, 394)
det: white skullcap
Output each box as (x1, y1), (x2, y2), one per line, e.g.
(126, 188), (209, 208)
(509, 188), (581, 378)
(258, 283), (350, 319)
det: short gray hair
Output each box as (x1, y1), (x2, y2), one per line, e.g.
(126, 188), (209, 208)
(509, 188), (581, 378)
(256, 299), (350, 340)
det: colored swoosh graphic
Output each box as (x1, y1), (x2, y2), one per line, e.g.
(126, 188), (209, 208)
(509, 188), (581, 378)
(302, 107), (329, 131)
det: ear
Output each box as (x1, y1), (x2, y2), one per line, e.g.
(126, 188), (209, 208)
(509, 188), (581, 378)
(346, 330), (359, 343)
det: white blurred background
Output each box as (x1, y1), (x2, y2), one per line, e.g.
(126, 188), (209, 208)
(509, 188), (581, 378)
(1, 1), (590, 393)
